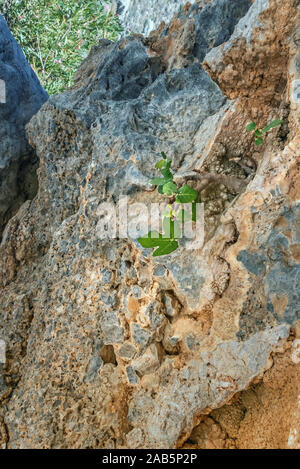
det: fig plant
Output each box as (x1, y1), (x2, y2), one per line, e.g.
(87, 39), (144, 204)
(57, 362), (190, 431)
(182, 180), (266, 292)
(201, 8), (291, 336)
(138, 152), (199, 257)
(246, 118), (284, 145)
(138, 118), (284, 257)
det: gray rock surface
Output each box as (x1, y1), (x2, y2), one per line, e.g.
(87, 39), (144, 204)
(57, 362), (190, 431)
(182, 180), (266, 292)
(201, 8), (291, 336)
(117, 0), (252, 39)
(117, 0), (190, 36)
(0, 15), (48, 234)
(0, 0), (299, 450)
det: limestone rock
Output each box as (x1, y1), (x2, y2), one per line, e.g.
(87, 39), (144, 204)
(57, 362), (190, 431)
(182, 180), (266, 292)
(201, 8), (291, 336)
(0, 15), (48, 235)
(117, 0), (194, 36)
(0, 0), (299, 449)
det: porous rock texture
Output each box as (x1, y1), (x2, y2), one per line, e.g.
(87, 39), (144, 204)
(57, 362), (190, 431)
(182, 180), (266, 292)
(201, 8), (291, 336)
(0, 15), (48, 236)
(0, 0), (299, 449)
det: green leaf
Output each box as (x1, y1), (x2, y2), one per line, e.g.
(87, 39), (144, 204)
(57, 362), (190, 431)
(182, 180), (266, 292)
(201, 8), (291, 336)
(262, 119), (284, 133)
(162, 181), (178, 196)
(158, 185), (164, 194)
(175, 185), (198, 204)
(162, 205), (172, 217)
(178, 209), (190, 223)
(139, 228), (179, 256)
(162, 217), (171, 236)
(161, 167), (173, 180)
(255, 137), (264, 146)
(177, 201), (198, 222)
(192, 201), (198, 222)
(150, 177), (172, 186)
(165, 160), (172, 170)
(254, 129), (263, 137)
(155, 159), (172, 170)
(153, 240), (178, 257)
(138, 231), (162, 248)
(155, 160), (166, 169)
(246, 121), (257, 131)
(161, 151), (167, 160)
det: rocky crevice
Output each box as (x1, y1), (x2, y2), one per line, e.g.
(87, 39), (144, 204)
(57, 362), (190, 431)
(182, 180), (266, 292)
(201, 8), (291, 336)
(0, 0), (299, 449)
(0, 15), (48, 238)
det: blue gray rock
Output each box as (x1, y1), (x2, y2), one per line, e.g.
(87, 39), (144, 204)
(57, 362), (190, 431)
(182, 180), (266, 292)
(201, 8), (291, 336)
(117, 0), (189, 36)
(117, 0), (252, 40)
(0, 15), (48, 234)
(0, 0), (299, 450)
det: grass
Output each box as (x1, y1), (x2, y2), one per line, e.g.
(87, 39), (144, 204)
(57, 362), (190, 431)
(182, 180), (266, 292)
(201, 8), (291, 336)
(1, 0), (123, 95)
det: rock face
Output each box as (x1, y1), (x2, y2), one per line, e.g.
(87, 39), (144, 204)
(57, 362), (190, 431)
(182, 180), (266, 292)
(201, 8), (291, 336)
(117, 0), (193, 36)
(0, 15), (48, 235)
(0, 0), (299, 449)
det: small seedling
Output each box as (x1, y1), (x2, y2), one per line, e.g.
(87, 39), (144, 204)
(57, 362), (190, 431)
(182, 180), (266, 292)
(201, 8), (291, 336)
(138, 152), (199, 257)
(139, 119), (284, 257)
(246, 118), (284, 146)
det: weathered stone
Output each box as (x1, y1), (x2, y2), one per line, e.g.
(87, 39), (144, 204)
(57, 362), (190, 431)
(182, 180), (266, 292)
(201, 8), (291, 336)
(118, 342), (137, 360)
(163, 293), (180, 318)
(162, 333), (180, 354)
(0, 0), (299, 450)
(84, 356), (103, 383)
(131, 285), (145, 299)
(118, 0), (193, 36)
(131, 344), (160, 376)
(100, 268), (113, 284)
(101, 311), (124, 345)
(101, 291), (118, 307)
(126, 365), (139, 384)
(0, 15), (48, 234)
(140, 301), (165, 331)
(132, 323), (151, 348)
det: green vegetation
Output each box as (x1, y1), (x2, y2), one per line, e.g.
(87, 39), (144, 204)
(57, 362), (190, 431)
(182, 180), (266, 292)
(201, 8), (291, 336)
(246, 118), (283, 145)
(138, 152), (199, 257)
(1, 0), (123, 94)
(140, 119), (284, 256)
